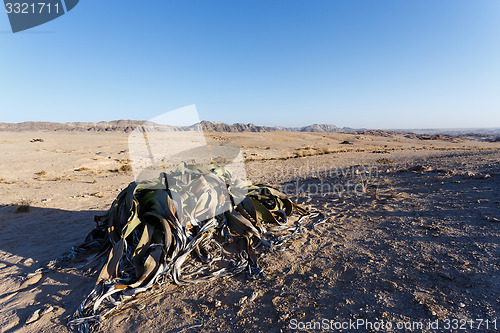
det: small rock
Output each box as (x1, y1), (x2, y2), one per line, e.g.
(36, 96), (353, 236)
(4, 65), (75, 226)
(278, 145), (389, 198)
(20, 273), (42, 289)
(41, 198), (51, 203)
(439, 272), (454, 281)
(214, 300), (222, 308)
(41, 305), (54, 315)
(248, 291), (259, 302)
(26, 309), (40, 324)
(23, 258), (34, 267)
(459, 302), (466, 308)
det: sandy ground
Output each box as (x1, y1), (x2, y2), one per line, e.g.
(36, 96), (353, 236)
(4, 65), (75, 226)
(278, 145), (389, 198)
(0, 131), (499, 332)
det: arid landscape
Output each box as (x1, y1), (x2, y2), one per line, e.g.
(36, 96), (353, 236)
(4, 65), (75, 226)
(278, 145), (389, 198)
(0, 125), (499, 332)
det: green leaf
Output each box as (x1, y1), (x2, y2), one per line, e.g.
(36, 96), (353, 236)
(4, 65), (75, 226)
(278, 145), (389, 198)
(121, 203), (142, 239)
(225, 211), (260, 238)
(251, 198), (278, 224)
(132, 223), (154, 277)
(97, 238), (124, 283)
(129, 245), (163, 288)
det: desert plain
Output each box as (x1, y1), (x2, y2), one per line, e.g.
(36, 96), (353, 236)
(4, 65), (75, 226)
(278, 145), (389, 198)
(0, 128), (499, 332)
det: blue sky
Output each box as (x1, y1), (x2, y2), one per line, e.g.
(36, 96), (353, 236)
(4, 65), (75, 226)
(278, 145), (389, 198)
(1, 0), (499, 128)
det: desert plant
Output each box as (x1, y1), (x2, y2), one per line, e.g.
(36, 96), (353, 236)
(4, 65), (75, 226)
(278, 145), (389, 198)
(27, 164), (322, 331)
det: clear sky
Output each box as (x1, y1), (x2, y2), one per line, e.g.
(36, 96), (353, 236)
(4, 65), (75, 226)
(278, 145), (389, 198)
(1, 0), (499, 129)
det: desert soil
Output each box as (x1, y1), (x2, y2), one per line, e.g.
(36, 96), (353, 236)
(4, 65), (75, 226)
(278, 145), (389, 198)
(0, 131), (499, 332)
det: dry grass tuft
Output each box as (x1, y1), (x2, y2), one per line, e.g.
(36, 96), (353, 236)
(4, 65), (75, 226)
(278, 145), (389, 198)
(377, 158), (394, 164)
(321, 147), (335, 154)
(119, 164), (133, 173)
(35, 170), (47, 179)
(294, 146), (337, 158)
(15, 200), (31, 213)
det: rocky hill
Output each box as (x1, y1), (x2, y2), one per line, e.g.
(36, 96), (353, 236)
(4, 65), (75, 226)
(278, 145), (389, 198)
(299, 124), (340, 132)
(199, 121), (277, 132)
(0, 120), (345, 133)
(1, 121), (497, 139)
(0, 120), (147, 133)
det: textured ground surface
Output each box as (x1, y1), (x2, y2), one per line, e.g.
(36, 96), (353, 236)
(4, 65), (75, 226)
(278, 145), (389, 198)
(0, 131), (498, 332)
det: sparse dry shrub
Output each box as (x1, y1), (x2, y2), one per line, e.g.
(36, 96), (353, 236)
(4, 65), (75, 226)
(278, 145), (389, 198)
(16, 200), (31, 213)
(294, 147), (334, 158)
(377, 158), (394, 164)
(35, 170), (47, 179)
(321, 147), (335, 154)
(119, 164), (133, 172)
(294, 150), (306, 157)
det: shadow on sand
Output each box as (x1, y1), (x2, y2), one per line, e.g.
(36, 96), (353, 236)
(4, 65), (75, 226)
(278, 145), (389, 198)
(0, 204), (105, 332)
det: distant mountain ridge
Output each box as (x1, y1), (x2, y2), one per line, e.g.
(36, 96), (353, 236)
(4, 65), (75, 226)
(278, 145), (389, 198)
(0, 120), (498, 136)
(0, 120), (347, 133)
(0, 120), (145, 133)
(395, 128), (500, 135)
(199, 121), (345, 133)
